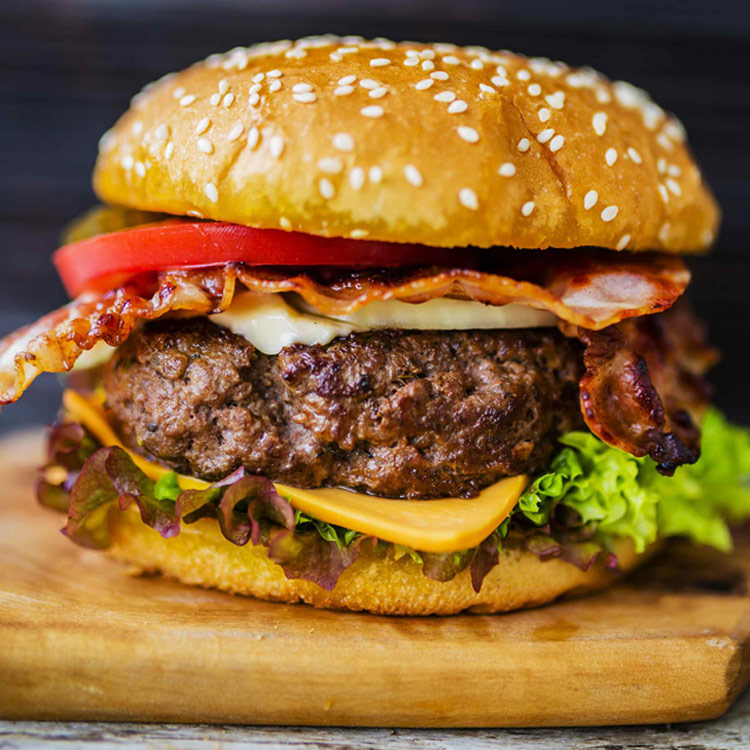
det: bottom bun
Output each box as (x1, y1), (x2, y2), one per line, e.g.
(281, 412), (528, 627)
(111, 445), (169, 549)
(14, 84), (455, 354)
(107, 508), (659, 616)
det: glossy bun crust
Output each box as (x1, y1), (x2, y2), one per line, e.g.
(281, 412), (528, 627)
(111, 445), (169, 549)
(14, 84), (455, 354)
(107, 509), (655, 616)
(94, 36), (718, 253)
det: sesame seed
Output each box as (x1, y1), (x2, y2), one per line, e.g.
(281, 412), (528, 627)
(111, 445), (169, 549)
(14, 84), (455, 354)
(404, 57), (419, 67)
(197, 137), (214, 154)
(546, 92), (565, 109)
(538, 108), (551, 123)
(498, 162), (516, 177)
(280, 216), (292, 230)
(627, 147), (642, 164)
(248, 127), (260, 149)
(601, 205), (619, 222)
(528, 83), (542, 96)
(415, 79), (434, 90)
(249, 83), (262, 95)
(457, 126), (480, 143)
(657, 158), (668, 174)
(210, 93), (221, 106)
(269, 135), (284, 159)
(179, 94), (196, 107)
(517, 69), (531, 81)
(479, 83), (496, 94)
(442, 55), (461, 65)
(369, 87), (388, 99)
(349, 166), (365, 190)
(369, 165), (383, 184)
(121, 154), (134, 170)
(195, 117), (211, 135)
(592, 112), (607, 136)
(131, 121), (143, 136)
(616, 234), (631, 250)
(459, 187), (479, 210)
(267, 69), (282, 78)
(360, 105), (385, 118)
(334, 86), (354, 96)
(668, 164), (682, 177)
(351, 229), (369, 238)
(419, 49), (436, 60)
(218, 79), (229, 95)
(249, 93), (260, 106)
(253, 73), (265, 83)
(584, 190), (598, 210)
(332, 132), (354, 152)
(605, 148), (618, 166)
(421, 60), (435, 71)
(517, 138), (530, 152)
(658, 184), (669, 203)
(549, 134), (565, 152)
(405, 49), (419, 57)
(471, 59), (484, 70)
(227, 124), (244, 142)
(172, 86), (186, 99)
(134, 161), (146, 177)
(666, 178), (682, 196)
(657, 132), (674, 151)
(360, 79), (379, 89)
(370, 58), (391, 67)
(537, 128), (554, 143)
(155, 123), (170, 141)
(404, 164), (423, 187)
(491, 76), (509, 87)
(318, 177), (335, 199)
(164, 142), (174, 159)
(496, 65), (507, 76)
(658, 222), (671, 243)
(521, 201), (535, 217)
(434, 91), (456, 102)
(431, 71), (449, 81)
(268, 79), (281, 93)
(339, 75), (356, 85)
(204, 183), (219, 203)
(448, 99), (468, 114)
(318, 157), (343, 174)
(293, 92), (317, 103)
(292, 83), (313, 93)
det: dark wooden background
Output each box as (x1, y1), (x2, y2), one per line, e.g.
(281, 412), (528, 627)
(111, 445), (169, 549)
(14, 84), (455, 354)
(1, 0), (748, 432)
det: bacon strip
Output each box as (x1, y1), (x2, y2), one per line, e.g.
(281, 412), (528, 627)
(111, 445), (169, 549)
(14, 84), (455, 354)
(234, 250), (689, 326)
(572, 300), (717, 474)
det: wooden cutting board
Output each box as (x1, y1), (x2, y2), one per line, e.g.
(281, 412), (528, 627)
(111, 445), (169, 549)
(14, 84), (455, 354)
(1, 430), (749, 727)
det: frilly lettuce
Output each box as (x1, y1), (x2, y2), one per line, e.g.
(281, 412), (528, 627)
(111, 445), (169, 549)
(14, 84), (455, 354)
(518, 409), (750, 554)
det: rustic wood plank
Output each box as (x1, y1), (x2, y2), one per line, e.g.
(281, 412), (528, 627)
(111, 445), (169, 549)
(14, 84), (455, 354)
(0, 430), (749, 729)
(0, 688), (749, 750)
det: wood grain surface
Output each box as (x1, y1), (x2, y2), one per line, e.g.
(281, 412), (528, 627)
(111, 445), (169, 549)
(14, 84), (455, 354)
(1, 430), (749, 728)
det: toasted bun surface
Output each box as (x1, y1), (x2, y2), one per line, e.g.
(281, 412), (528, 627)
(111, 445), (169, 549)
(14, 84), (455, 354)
(106, 508), (655, 616)
(94, 36), (718, 254)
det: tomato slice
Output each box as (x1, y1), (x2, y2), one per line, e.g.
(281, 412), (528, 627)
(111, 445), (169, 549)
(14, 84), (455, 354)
(53, 220), (472, 297)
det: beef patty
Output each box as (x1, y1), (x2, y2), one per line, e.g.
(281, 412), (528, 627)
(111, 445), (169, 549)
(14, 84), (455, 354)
(102, 318), (584, 498)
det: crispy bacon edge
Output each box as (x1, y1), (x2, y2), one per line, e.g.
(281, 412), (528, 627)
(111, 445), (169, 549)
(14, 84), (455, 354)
(569, 300), (717, 475)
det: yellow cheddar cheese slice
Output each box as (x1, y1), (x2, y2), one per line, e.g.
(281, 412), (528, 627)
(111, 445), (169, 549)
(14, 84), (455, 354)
(62, 390), (527, 553)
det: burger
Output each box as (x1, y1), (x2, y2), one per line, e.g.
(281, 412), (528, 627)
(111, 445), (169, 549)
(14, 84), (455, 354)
(2, 36), (749, 615)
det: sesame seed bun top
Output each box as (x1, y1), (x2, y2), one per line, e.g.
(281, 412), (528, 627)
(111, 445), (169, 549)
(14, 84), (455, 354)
(93, 35), (720, 253)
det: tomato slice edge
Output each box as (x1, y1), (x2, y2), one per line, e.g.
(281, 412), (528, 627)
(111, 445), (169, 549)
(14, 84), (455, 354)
(53, 220), (467, 297)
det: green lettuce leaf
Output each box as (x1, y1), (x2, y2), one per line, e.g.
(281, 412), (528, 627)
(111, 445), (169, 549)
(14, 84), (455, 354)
(518, 408), (750, 554)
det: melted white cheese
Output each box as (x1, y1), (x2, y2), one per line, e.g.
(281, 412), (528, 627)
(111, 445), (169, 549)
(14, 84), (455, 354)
(210, 292), (557, 355)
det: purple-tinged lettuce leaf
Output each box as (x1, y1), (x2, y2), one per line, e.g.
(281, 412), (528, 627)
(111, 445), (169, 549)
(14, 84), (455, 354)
(268, 530), (374, 591)
(64, 448), (120, 549)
